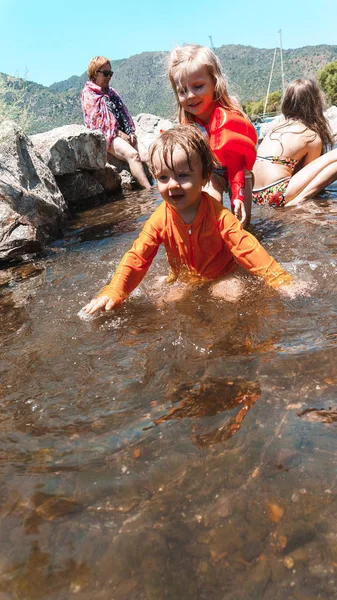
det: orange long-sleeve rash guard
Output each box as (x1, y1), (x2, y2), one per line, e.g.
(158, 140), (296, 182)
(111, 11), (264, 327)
(98, 193), (292, 305)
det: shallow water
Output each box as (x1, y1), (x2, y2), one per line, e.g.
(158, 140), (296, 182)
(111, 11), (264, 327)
(1, 186), (337, 600)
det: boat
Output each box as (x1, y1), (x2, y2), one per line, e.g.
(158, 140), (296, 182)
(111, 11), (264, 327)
(253, 30), (285, 141)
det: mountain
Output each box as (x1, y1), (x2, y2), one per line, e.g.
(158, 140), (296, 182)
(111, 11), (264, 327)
(2, 44), (337, 134)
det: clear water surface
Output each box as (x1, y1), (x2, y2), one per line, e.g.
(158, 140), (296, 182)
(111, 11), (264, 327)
(1, 185), (337, 600)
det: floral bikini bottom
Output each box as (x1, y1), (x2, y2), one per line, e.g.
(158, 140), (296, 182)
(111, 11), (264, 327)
(252, 177), (291, 208)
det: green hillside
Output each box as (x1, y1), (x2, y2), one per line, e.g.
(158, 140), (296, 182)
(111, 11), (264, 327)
(1, 44), (337, 134)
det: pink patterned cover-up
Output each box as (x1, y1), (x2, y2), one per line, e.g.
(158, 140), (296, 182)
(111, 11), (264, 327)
(81, 81), (135, 151)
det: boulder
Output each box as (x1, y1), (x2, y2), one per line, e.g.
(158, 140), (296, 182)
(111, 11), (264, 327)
(325, 105), (337, 139)
(0, 120), (67, 263)
(91, 163), (121, 193)
(134, 113), (174, 149)
(56, 171), (106, 209)
(0, 204), (44, 262)
(30, 124), (106, 176)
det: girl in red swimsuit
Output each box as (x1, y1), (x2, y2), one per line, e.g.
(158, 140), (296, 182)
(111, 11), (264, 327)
(167, 44), (257, 228)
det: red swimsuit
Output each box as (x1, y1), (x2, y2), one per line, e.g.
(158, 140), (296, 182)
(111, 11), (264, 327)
(194, 103), (257, 205)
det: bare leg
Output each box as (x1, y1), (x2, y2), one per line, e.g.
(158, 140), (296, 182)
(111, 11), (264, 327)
(210, 274), (245, 303)
(109, 136), (151, 189)
(285, 148), (337, 205)
(202, 173), (226, 203)
(134, 138), (149, 163)
(155, 281), (188, 307)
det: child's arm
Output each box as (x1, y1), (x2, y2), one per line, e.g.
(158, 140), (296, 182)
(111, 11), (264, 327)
(225, 152), (246, 212)
(81, 213), (163, 315)
(82, 295), (115, 315)
(221, 151), (248, 225)
(219, 210), (293, 289)
(232, 198), (246, 225)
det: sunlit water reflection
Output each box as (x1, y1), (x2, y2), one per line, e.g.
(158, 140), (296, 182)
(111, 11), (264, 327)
(1, 184), (337, 599)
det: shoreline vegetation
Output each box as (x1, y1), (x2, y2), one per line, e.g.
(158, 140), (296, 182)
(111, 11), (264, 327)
(1, 43), (337, 134)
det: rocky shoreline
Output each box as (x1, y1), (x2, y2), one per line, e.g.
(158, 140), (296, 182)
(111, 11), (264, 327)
(0, 108), (336, 265)
(0, 114), (172, 264)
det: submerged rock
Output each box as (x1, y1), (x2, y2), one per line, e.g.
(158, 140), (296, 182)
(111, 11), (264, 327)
(266, 500), (285, 523)
(34, 494), (83, 521)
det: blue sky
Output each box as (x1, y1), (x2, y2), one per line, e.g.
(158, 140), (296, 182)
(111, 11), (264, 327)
(1, 0), (336, 87)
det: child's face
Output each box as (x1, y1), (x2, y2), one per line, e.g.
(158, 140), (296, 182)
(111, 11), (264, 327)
(174, 65), (215, 124)
(152, 146), (206, 217)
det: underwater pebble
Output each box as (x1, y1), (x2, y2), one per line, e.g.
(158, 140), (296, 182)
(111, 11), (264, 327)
(277, 534), (288, 550)
(35, 496), (83, 521)
(284, 556), (294, 569)
(266, 500), (285, 523)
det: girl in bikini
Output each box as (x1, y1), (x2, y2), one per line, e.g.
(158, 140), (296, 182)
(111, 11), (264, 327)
(167, 44), (257, 228)
(253, 78), (336, 208)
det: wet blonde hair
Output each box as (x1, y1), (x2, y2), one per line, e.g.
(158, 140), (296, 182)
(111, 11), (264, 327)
(168, 44), (242, 124)
(87, 56), (111, 82)
(149, 125), (216, 181)
(280, 78), (334, 152)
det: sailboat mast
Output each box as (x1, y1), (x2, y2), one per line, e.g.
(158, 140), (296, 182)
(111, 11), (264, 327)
(263, 47), (277, 117)
(279, 29), (285, 93)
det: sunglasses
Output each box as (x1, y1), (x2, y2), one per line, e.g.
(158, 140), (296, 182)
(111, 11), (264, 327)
(97, 69), (113, 78)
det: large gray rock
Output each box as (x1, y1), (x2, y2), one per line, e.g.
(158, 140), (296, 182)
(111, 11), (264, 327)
(56, 171), (106, 209)
(134, 113), (174, 149)
(0, 204), (44, 261)
(30, 124), (106, 176)
(91, 163), (121, 193)
(56, 163), (121, 208)
(325, 105), (337, 139)
(0, 120), (67, 262)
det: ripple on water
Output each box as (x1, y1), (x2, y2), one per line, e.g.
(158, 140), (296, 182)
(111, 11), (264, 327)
(1, 193), (337, 598)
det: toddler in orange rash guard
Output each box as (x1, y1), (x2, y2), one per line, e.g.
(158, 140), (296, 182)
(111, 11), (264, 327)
(82, 126), (293, 316)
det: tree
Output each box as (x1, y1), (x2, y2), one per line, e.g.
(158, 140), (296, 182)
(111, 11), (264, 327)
(244, 90), (282, 120)
(317, 61), (337, 106)
(0, 74), (34, 132)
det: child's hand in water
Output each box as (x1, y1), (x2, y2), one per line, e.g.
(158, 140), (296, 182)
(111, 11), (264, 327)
(278, 280), (310, 299)
(81, 295), (115, 315)
(233, 199), (247, 227)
